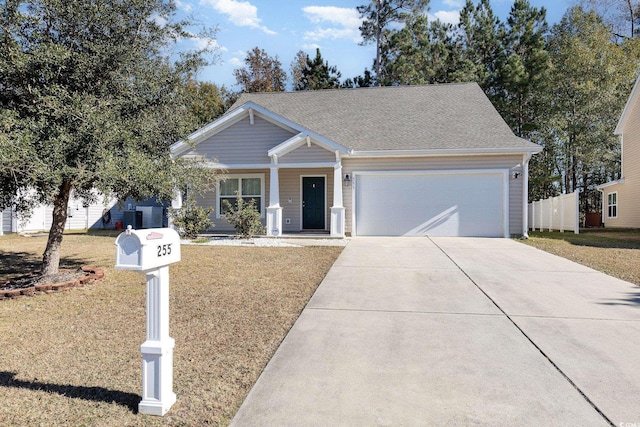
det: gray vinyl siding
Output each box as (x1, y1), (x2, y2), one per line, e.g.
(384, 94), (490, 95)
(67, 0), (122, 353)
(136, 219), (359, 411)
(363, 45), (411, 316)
(342, 155), (524, 236)
(184, 115), (296, 165)
(279, 144), (336, 164)
(194, 167), (334, 233)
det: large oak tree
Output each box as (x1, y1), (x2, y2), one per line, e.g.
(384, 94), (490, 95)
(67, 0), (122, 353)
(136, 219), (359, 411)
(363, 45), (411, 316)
(0, 0), (217, 275)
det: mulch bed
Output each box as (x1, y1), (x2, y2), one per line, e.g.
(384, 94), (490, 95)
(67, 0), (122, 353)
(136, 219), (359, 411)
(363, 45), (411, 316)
(0, 266), (105, 300)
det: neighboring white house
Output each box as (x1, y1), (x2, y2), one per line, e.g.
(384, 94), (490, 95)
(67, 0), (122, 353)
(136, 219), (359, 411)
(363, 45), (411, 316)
(171, 83), (542, 238)
(596, 75), (640, 228)
(1, 193), (167, 235)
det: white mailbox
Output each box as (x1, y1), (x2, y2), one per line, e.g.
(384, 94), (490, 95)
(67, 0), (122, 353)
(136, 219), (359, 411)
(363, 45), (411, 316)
(115, 226), (181, 416)
(115, 227), (181, 271)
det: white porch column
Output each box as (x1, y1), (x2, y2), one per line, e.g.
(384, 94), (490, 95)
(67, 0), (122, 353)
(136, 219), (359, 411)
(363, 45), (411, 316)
(267, 162), (282, 236)
(522, 153), (531, 238)
(330, 159), (345, 237)
(168, 188), (183, 230)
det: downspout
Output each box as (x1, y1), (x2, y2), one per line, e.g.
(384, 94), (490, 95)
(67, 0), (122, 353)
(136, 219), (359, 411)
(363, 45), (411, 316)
(597, 188), (605, 228)
(522, 152), (532, 239)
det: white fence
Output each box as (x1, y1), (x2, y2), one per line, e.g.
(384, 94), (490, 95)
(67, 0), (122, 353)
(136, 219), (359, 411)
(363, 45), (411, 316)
(528, 192), (579, 234)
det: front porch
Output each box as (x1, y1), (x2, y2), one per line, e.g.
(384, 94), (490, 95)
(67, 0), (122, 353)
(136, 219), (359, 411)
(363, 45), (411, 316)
(266, 162), (346, 238)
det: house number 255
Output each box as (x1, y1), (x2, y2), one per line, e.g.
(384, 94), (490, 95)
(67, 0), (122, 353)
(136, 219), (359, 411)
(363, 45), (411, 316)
(157, 244), (172, 257)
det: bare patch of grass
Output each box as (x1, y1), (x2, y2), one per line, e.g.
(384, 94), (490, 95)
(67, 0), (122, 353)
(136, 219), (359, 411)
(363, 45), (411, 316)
(0, 233), (342, 426)
(522, 229), (640, 285)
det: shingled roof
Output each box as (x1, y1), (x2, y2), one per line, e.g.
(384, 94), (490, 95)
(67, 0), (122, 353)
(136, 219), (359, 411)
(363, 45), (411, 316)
(228, 82), (540, 153)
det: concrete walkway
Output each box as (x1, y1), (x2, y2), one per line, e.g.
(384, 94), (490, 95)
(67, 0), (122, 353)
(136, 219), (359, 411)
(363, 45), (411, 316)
(231, 237), (640, 426)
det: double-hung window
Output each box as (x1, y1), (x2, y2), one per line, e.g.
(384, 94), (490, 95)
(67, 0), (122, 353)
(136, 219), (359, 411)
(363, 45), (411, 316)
(217, 174), (264, 218)
(607, 192), (617, 218)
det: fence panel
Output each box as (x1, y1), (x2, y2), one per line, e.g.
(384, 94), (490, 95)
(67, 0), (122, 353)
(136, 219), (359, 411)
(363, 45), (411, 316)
(528, 192), (579, 234)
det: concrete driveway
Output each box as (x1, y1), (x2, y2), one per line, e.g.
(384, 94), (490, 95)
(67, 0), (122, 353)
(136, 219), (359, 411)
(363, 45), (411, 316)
(231, 237), (640, 426)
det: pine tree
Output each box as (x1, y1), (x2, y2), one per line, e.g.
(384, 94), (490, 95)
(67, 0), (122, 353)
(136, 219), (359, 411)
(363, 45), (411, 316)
(357, 0), (429, 84)
(291, 49), (342, 90)
(495, 0), (550, 139)
(456, 0), (504, 93)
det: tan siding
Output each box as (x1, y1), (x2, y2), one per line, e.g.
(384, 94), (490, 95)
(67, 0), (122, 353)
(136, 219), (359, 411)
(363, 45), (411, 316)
(342, 155), (524, 236)
(279, 143), (336, 163)
(185, 116), (295, 165)
(601, 183), (628, 228)
(617, 98), (640, 227)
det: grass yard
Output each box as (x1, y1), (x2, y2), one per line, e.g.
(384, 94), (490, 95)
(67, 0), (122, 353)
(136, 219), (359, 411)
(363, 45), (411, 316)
(0, 232), (342, 426)
(522, 228), (640, 286)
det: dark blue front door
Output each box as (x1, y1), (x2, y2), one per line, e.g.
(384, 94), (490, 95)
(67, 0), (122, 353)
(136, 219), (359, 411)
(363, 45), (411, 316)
(302, 176), (325, 229)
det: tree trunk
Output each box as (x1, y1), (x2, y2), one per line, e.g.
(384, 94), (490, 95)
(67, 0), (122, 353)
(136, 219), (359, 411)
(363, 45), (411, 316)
(41, 180), (72, 276)
(376, 4), (382, 85)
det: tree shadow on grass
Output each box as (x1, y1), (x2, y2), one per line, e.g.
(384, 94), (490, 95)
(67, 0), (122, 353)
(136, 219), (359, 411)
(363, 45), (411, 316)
(529, 230), (640, 250)
(0, 371), (139, 412)
(0, 251), (88, 277)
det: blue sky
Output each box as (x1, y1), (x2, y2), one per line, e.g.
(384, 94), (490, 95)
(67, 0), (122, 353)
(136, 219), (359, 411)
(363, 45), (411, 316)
(175, 0), (570, 89)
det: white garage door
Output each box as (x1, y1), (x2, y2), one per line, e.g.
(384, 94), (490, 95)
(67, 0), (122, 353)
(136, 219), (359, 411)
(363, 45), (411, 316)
(354, 171), (507, 237)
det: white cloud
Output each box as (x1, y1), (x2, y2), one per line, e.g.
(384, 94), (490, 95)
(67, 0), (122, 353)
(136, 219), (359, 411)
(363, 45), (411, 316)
(200, 0), (275, 35)
(175, 0), (193, 13)
(443, 0), (464, 7)
(149, 13), (168, 27)
(431, 10), (460, 25)
(302, 43), (321, 51)
(302, 6), (361, 43)
(229, 57), (243, 66)
(191, 36), (226, 51)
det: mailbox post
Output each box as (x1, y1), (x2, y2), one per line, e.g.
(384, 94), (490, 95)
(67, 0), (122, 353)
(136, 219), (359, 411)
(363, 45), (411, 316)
(115, 226), (181, 416)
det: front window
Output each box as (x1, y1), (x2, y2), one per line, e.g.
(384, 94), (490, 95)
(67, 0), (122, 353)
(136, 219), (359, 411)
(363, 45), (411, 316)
(217, 174), (264, 218)
(607, 192), (617, 218)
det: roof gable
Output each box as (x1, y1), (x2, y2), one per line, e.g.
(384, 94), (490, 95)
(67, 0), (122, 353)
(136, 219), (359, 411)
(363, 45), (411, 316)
(615, 74), (640, 135)
(229, 83), (541, 154)
(171, 102), (350, 158)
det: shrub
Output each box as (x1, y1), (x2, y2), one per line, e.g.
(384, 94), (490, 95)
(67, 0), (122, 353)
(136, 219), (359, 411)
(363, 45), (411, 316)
(169, 197), (214, 239)
(222, 196), (265, 238)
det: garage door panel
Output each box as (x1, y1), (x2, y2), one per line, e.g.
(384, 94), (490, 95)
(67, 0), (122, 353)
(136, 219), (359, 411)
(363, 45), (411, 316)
(355, 172), (505, 237)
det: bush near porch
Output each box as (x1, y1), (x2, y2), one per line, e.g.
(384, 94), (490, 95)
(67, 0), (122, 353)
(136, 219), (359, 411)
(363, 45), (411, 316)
(522, 229), (640, 286)
(0, 232), (342, 426)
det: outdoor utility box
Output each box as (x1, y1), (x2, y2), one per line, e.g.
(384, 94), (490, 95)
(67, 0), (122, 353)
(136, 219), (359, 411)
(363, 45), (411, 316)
(115, 227), (181, 271)
(123, 210), (143, 229)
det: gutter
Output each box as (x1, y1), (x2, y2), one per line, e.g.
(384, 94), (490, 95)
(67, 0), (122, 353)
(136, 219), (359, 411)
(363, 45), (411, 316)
(348, 147), (543, 158)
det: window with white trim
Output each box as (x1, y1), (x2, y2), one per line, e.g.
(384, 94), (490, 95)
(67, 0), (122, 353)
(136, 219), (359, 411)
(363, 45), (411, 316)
(607, 192), (617, 218)
(217, 174), (265, 218)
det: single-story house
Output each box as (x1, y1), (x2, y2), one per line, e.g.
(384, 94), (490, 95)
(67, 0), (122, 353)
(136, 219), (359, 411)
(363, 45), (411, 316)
(170, 83), (542, 238)
(596, 75), (640, 228)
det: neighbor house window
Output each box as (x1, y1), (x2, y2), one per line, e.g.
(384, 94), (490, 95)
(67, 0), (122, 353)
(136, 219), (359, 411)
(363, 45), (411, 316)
(607, 192), (617, 218)
(217, 174), (264, 218)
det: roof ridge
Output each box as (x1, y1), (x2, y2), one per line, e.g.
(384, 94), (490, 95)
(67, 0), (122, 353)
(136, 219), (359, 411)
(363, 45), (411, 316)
(236, 82), (480, 97)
